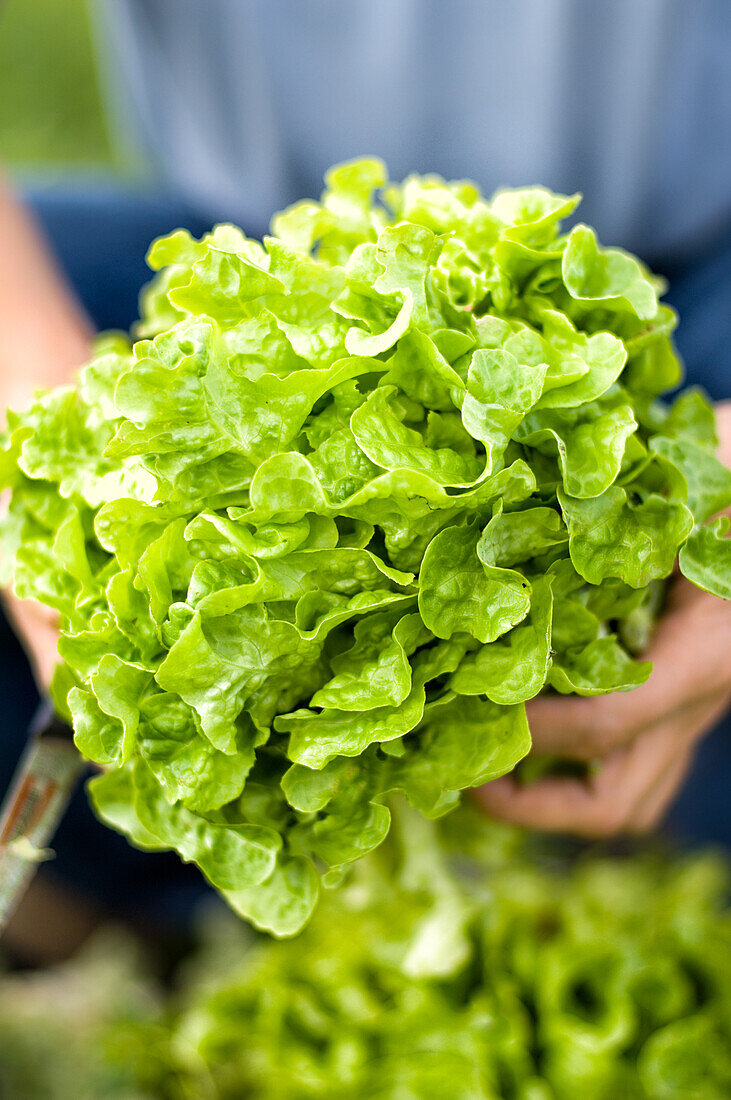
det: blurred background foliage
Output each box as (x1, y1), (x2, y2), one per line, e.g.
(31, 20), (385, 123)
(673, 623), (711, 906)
(0, 0), (111, 168)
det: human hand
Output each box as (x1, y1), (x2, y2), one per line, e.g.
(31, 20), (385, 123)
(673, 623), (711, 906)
(2, 595), (61, 689)
(476, 402), (731, 838)
(0, 174), (93, 690)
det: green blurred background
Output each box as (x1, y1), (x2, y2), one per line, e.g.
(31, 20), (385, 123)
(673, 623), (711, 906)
(0, 0), (111, 169)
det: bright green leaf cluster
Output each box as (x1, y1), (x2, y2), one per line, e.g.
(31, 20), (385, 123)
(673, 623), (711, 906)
(3, 820), (729, 1100)
(104, 810), (731, 1100)
(2, 160), (730, 934)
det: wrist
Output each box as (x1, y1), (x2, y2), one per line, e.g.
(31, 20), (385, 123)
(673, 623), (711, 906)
(715, 400), (731, 470)
(0, 176), (94, 416)
(0, 308), (93, 418)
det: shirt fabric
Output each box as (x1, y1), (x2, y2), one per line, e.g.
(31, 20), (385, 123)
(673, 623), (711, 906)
(94, 0), (731, 263)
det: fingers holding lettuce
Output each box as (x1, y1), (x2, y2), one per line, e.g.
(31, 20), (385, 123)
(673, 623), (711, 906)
(477, 403), (731, 837)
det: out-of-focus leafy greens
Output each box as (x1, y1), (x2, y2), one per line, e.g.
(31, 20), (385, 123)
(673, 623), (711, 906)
(3, 819), (728, 1100)
(0, 930), (159, 1100)
(105, 811), (731, 1100)
(2, 160), (730, 935)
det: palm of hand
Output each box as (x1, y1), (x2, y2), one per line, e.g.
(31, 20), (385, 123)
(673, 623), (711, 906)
(477, 402), (731, 836)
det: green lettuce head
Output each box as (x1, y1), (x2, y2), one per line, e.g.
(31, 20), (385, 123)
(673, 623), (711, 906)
(2, 159), (730, 934)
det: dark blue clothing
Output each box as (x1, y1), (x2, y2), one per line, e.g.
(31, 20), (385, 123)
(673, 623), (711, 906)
(1, 184), (728, 926)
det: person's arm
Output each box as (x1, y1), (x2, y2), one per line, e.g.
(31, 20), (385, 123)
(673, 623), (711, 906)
(0, 173), (94, 685)
(477, 402), (731, 836)
(0, 176), (93, 409)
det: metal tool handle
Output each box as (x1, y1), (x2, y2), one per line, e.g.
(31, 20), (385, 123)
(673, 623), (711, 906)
(0, 704), (83, 933)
